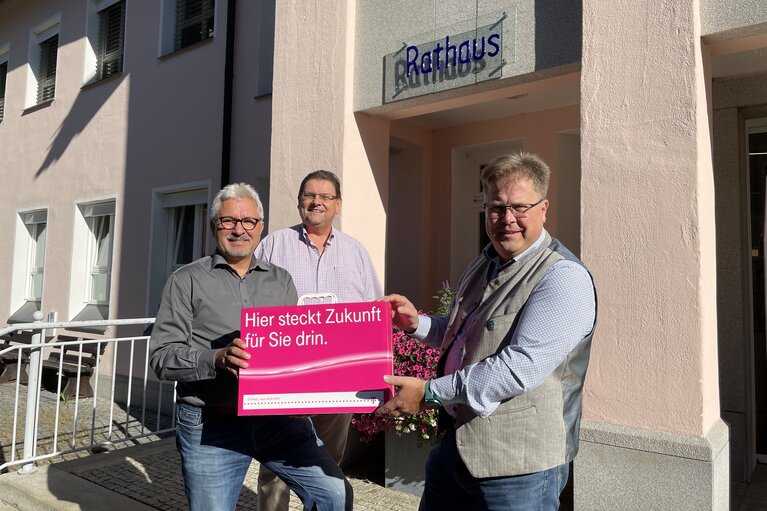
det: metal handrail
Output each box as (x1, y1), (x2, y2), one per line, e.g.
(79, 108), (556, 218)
(0, 317), (156, 337)
(0, 317), (175, 475)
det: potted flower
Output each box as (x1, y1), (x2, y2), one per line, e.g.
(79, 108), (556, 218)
(350, 328), (442, 442)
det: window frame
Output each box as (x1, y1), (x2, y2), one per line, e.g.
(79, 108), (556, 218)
(36, 33), (58, 103)
(8, 208), (48, 323)
(175, 0), (215, 51)
(82, 202), (116, 305)
(69, 198), (118, 325)
(84, 0), (127, 85)
(25, 219), (48, 301)
(147, 183), (210, 314)
(166, 202), (207, 273)
(159, 0), (215, 56)
(25, 14), (61, 108)
(0, 46), (9, 120)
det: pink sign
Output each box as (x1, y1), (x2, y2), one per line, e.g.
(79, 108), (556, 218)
(237, 301), (394, 415)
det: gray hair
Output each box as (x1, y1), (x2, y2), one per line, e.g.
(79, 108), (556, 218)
(480, 152), (550, 198)
(210, 183), (264, 219)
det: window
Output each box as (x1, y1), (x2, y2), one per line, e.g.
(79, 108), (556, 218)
(36, 34), (58, 103)
(69, 200), (116, 328)
(83, 203), (115, 304)
(25, 14), (61, 107)
(147, 186), (209, 313)
(97, 1), (126, 79)
(0, 62), (7, 120)
(160, 0), (215, 55)
(0, 47), (8, 120)
(26, 217), (47, 301)
(9, 210), (48, 323)
(176, 0), (215, 50)
(167, 203), (207, 273)
(84, 0), (126, 84)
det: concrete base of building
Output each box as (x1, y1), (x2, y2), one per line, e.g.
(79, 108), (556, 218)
(574, 418), (729, 510)
(722, 410), (747, 482)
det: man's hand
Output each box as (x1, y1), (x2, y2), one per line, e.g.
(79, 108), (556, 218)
(375, 375), (426, 418)
(214, 338), (251, 378)
(382, 294), (420, 334)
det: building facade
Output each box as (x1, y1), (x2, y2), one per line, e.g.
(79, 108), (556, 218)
(1, 0), (766, 507)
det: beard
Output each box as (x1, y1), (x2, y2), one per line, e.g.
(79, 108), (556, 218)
(219, 234), (254, 258)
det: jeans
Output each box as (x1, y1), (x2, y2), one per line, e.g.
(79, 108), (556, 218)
(419, 428), (568, 511)
(174, 403), (352, 511)
(257, 412), (353, 511)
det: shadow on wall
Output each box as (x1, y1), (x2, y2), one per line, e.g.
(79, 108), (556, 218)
(534, 0), (582, 70)
(34, 75), (126, 178)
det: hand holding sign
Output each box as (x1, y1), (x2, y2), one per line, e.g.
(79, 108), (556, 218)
(383, 294), (420, 334)
(375, 375), (426, 418)
(214, 337), (251, 378)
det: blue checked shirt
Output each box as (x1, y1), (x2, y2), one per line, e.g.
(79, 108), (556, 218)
(254, 224), (383, 303)
(414, 230), (596, 418)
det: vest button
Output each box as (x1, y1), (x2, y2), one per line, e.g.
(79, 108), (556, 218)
(487, 319), (495, 331)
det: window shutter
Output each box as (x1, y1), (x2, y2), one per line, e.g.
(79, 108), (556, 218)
(97, 1), (126, 80)
(81, 201), (116, 218)
(175, 0), (215, 51)
(36, 34), (58, 103)
(0, 61), (6, 119)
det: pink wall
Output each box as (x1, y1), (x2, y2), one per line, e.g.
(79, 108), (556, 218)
(580, 0), (720, 436)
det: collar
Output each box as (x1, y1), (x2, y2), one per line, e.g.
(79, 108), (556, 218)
(210, 251), (265, 273)
(484, 229), (549, 272)
(300, 224), (335, 247)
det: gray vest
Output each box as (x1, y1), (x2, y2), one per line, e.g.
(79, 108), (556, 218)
(440, 233), (596, 477)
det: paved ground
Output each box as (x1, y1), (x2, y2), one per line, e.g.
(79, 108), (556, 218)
(0, 437), (421, 511)
(2, 380), (767, 509)
(0, 379), (420, 510)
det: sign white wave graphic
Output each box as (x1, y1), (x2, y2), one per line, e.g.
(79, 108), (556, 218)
(244, 351), (391, 376)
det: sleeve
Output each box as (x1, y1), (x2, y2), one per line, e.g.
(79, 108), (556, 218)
(148, 272), (218, 382)
(283, 269), (299, 306)
(412, 314), (450, 349)
(254, 233), (272, 261)
(429, 261), (596, 417)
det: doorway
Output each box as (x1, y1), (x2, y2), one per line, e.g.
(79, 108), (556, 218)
(450, 140), (523, 285)
(747, 119), (767, 463)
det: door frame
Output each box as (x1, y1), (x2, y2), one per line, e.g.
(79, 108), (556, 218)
(746, 118), (767, 465)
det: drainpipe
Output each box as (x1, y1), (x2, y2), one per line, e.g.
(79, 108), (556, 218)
(221, 0), (236, 187)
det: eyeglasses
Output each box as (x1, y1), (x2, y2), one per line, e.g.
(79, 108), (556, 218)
(483, 198), (545, 220)
(216, 216), (262, 230)
(301, 192), (338, 203)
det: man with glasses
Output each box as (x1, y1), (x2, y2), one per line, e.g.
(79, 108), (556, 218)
(376, 153), (597, 510)
(255, 170), (382, 511)
(149, 183), (352, 511)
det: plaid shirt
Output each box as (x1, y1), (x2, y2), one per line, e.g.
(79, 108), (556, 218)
(254, 224), (383, 303)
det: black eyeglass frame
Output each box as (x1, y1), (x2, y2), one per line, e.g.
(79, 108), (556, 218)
(216, 216), (263, 231)
(483, 198), (546, 219)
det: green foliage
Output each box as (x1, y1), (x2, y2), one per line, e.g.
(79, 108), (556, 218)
(432, 280), (456, 317)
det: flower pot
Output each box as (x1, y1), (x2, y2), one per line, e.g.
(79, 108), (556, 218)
(384, 430), (438, 497)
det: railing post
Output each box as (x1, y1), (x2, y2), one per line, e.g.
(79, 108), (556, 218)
(17, 311), (44, 475)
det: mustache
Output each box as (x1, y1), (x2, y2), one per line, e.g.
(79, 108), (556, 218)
(226, 233), (252, 241)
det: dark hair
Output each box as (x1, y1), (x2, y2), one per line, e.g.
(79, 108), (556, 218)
(298, 170), (342, 200)
(480, 152), (550, 198)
